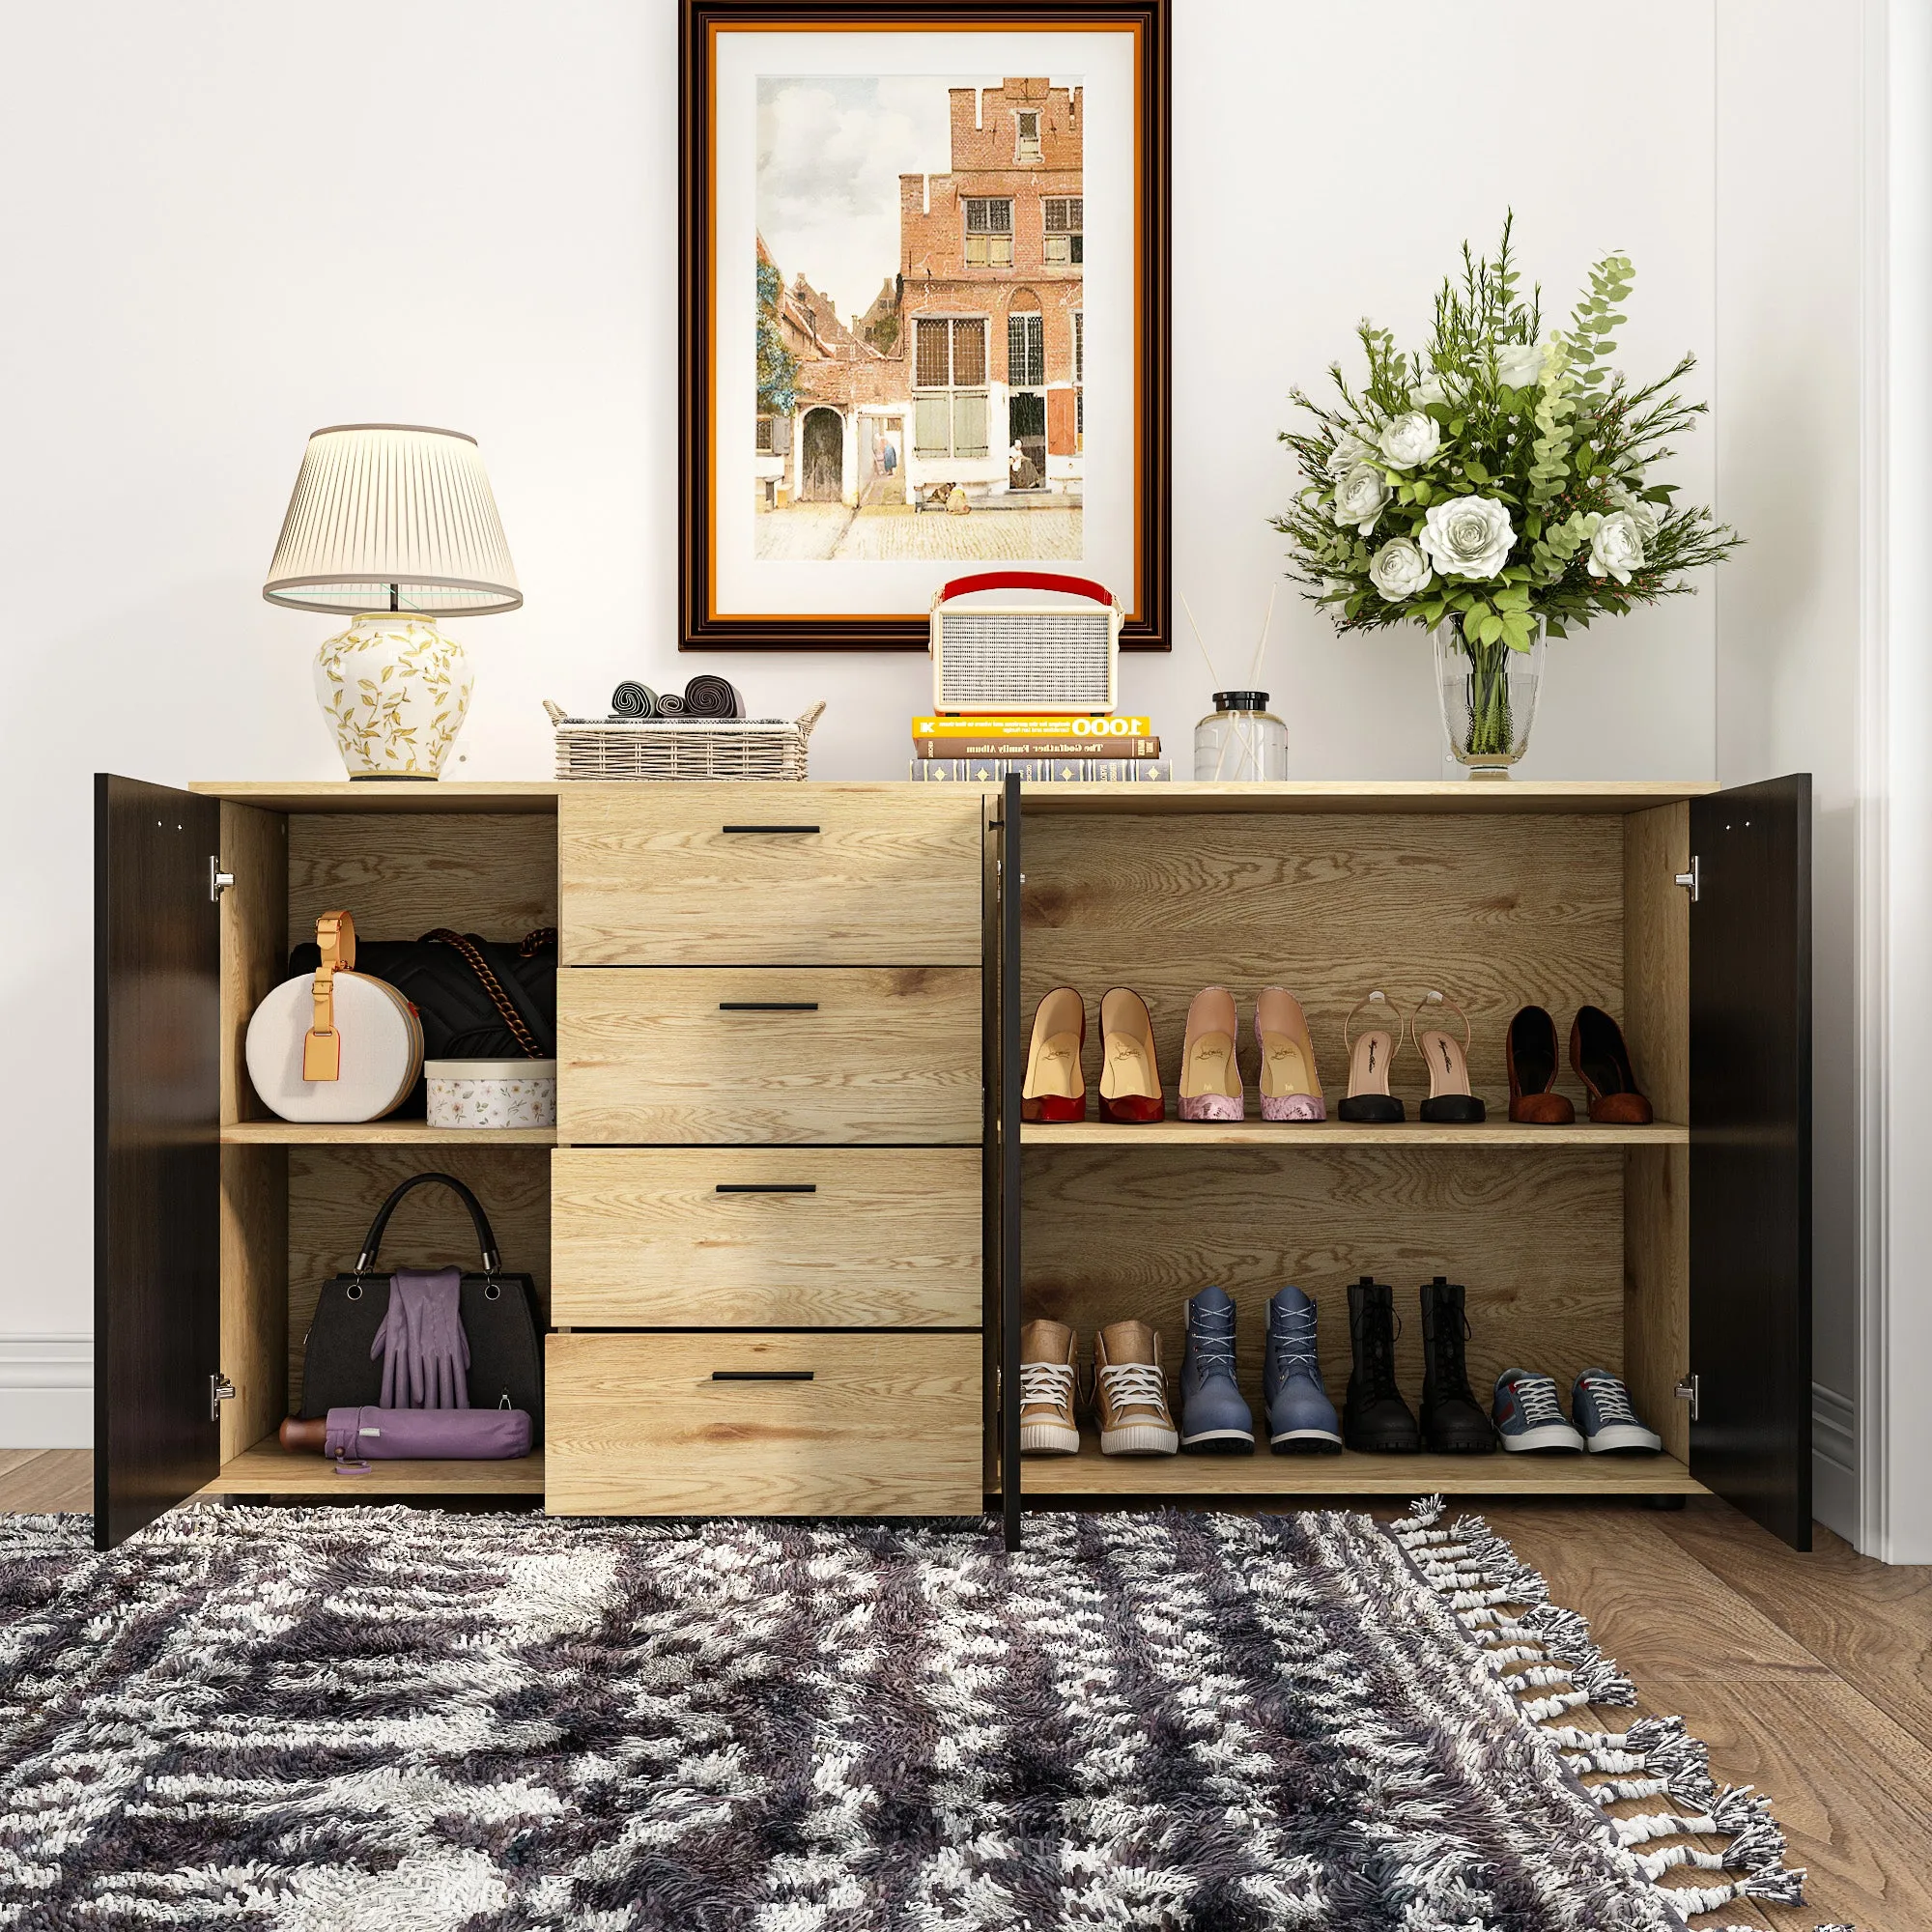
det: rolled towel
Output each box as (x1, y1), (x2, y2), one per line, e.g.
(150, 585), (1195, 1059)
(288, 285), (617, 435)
(655, 690), (687, 717)
(611, 680), (659, 719)
(682, 674), (745, 721)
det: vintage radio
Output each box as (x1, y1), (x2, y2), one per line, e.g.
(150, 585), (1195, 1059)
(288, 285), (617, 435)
(929, 570), (1120, 715)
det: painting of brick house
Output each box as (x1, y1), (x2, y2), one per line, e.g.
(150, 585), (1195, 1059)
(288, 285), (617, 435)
(753, 74), (1082, 562)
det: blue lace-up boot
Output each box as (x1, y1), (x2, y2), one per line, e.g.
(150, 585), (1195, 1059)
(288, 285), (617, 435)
(1263, 1286), (1343, 1453)
(1179, 1285), (1255, 1453)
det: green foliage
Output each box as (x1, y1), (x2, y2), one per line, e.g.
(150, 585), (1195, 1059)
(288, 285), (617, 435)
(1273, 218), (1742, 644)
(756, 259), (799, 416)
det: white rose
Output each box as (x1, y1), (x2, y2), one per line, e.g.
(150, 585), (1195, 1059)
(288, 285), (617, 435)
(1324, 432), (1374, 479)
(1588, 509), (1646, 584)
(1369, 536), (1434, 601)
(1494, 340), (1545, 389)
(1331, 463), (1392, 535)
(1604, 482), (1660, 544)
(1410, 370), (1459, 408)
(1378, 410), (1441, 470)
(1418, 495), (1517, 580)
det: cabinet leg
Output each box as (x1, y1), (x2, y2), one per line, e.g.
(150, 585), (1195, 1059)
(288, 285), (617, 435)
(1641, 1493), (1688, 1512)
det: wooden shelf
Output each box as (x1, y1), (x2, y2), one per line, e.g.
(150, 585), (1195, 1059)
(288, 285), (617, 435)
(1021, 1441), (1703, 1498)
(193, 780), (558, 814)
(200, 1438), (545, 1496)
(1021, 1119), (1688, 1149)
(220, 1122), (556, 1147)
(1016, 780), (1716, 816)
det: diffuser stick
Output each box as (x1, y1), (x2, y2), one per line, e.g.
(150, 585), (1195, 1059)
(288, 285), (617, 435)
(1248, 582), (1278, 690)
(1179, 591), (1225, 689)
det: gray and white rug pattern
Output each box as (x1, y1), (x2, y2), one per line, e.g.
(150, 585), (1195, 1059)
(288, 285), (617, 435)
(0, 1503), (1829, 1930)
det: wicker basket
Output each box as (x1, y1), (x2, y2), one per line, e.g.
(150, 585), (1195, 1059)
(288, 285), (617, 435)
(545, 699), (824, 781)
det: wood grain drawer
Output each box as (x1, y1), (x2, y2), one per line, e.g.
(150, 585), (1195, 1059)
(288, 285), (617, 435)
(559, 783), (984, 966)
(551, 1148), (981, 1327)
(545, 1331), (983, 1516)
(557, 967), (982, 1145)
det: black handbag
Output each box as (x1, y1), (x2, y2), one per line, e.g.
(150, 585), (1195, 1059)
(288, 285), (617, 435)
(300, 1173), (544, 1440)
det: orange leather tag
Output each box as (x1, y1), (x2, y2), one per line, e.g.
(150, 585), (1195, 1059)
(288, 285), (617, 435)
(303, 910), (356, 1082)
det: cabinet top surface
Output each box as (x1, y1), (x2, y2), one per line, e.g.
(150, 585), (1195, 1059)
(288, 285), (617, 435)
(191, 778), (1716, 817)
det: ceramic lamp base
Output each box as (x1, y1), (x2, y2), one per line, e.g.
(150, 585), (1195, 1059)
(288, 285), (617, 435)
(314, 613), (472, 780)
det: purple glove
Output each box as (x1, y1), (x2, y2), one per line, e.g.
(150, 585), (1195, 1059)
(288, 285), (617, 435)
(370, 1267), (470, 1408)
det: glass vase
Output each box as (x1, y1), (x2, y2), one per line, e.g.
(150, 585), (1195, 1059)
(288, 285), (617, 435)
(1431, 615), (1545, 779)
(1193, 691), (1289, 781)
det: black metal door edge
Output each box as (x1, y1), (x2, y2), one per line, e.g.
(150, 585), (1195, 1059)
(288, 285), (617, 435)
(1000, 774), (1023, 1550)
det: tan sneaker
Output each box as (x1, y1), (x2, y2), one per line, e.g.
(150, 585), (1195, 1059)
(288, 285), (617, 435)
(1019, 1319), (1081, 1455)
(1094, 1320), (1179, 1455)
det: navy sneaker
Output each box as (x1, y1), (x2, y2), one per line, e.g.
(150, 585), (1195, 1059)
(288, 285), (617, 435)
(1179, 1285), (1256, 1452)
(1492, 1369), (1585, 1452)
(1572, 1369), (1662, 1453)
(1264, 1286), (1342, 1453)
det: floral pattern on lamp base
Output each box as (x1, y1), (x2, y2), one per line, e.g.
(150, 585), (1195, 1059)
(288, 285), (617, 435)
(314, 614), (472, 779)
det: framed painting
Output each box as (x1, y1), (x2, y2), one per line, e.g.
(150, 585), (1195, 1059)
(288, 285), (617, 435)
(680, 0), (1170, 650)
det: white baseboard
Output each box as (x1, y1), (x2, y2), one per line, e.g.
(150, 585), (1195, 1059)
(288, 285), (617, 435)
(0, 1335), (93, 1449)
(1812, 1380), (1858, 1541)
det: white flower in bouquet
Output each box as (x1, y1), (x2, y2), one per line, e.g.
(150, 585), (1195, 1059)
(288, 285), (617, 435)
(1410, 370), (1458, 407)
(1588, 509), (1647, 584)
(1605, 481), (1661, 544)
(1332, 464), (1392, 534)
(1325, 432), (1374, 479)
(1494, 340), (1546, 389)
(1378, 411), (1441, 470)
(1369, 537), (1434, 601)
(1418, 495), (1516, 580)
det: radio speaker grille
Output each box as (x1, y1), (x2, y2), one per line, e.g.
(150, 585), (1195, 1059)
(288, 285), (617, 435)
(936, 611), (1114, 708)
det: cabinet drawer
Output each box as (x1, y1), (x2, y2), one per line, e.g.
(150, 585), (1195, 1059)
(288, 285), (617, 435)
(552, 1148), (981, 1327)
(557, 967), (981, 1145)
(545, 1331), (983, 1516)
(559, 783), (984, 966)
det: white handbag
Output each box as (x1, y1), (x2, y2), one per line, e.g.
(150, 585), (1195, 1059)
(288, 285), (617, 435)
(244, 910), (423, 1122)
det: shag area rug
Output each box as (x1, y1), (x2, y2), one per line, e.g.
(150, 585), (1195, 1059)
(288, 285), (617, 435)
(0, 1501), (1835, 1932)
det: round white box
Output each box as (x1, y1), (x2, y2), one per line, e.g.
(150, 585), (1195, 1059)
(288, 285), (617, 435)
(425, 1059), (557, 1130)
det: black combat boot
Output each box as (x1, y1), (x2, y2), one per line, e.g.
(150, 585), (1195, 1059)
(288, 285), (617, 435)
(1419, 1276), (1497, 1454)
(1343, 1276), (1421, 1452)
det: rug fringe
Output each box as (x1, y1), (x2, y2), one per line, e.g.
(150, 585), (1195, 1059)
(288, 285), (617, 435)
(1389, 1496), (1827, 1930)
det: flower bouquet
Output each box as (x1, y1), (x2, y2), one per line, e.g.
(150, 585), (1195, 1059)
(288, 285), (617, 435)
(1274, 218), (1740, 773)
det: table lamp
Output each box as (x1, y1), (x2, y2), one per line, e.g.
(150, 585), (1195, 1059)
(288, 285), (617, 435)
(263, 424), (521, 780)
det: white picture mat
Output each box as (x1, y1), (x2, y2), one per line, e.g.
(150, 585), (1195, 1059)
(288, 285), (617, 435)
(711, 26), (1140, 618)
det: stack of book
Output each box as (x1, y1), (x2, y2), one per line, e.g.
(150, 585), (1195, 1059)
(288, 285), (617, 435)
(908, 716), (1172, 784)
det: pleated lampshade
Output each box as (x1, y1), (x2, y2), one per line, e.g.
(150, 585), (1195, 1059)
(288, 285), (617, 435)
(262, 423), (522, 616)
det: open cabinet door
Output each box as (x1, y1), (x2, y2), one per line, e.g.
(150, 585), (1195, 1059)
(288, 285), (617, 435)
(1689, 774), (1812, 1549)
(998, 774), (1022, 1550)
(95, 775), (222, 1548)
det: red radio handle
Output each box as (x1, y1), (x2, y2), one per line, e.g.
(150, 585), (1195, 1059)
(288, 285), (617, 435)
(938, 570), (1115, 608)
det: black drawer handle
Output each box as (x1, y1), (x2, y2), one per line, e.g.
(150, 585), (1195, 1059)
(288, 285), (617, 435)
(716, 1182), (817, 1194)
(720, 824), (820, 835)
(712, 1369), (814, 1381)
(718, 1001), (818, 1011)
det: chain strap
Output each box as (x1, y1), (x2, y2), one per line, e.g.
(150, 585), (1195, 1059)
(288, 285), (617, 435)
(423, 929), (544, 1059)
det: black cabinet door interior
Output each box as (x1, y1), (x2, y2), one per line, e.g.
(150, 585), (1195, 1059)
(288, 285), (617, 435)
(95, 775), (222, 1549)
(1689, 774), (1813, 1549)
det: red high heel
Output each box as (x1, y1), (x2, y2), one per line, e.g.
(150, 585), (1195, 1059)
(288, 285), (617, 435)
(1022, 986), (1088, 1122)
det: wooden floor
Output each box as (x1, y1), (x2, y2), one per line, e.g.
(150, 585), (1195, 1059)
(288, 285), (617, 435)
(1, 1453), (1922, 1929)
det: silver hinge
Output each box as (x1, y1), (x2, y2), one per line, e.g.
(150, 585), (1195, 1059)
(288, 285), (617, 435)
(210, 856), (236, 901)
(210, 1372), (237, 1422)
(1674, 855), (1700, 902)
(1674, 1373), (1700, 1422)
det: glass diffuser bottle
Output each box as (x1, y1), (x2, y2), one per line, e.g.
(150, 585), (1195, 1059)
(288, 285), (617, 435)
(1193, 691), (1288, 781)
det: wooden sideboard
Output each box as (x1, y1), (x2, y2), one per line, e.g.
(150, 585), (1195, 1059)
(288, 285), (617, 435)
(94, 775), (1811, 1552)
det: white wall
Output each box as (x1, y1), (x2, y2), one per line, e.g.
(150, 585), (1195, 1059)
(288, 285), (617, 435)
(1712, 0), (1873, 1548)
(0, 0), (1720, 1435)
